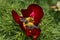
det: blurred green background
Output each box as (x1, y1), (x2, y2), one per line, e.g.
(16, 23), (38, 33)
(0, 0), (60, 40)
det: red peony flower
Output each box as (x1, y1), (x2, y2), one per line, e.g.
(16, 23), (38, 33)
(12, 4), (44, 40)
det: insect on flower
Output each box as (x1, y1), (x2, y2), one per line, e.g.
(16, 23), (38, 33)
(20, 17), (38, 29)
(12, 4), (44, 40)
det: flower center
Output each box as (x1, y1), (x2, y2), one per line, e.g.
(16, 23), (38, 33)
(20, 17), (38, 29)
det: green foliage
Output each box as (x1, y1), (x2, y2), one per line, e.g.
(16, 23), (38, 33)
(0, 0), (60, 40)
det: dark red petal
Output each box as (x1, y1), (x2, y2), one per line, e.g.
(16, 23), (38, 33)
(12, 10), (21, 24)
(25, 29), (31, 36)
(31, 28), (41, 40)
(21, 9), (32, 17)
(27, 4), (44, 25)
(25, 28), (41, 40)
(12, 10), (27, 31)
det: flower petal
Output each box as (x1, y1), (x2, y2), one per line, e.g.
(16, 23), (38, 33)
(27, 4), (44, 25)
(12, 10), (21, 24)
(31, 28), (41, 40)
(21, 9), (32, 17)
(12, 10), (27, 31)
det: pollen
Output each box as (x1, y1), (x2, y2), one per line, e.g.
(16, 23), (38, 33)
(26, 17), (34, 23)
(23, 17), (34, 28)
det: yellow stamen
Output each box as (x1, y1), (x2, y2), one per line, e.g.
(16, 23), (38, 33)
(23, 17), (34, 28)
